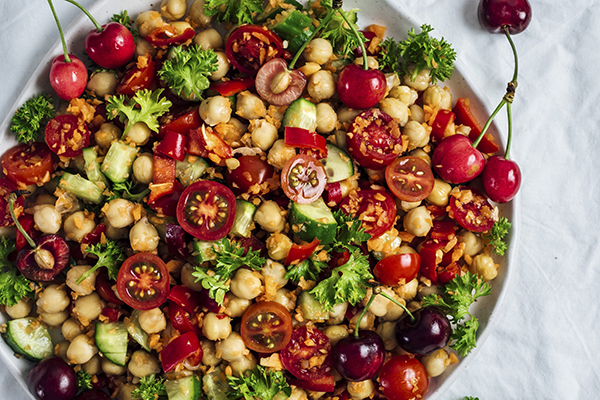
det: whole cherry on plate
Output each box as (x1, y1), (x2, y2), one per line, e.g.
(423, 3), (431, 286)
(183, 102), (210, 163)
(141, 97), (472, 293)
(478, 0), (532, 34)
(432, 134), (485, 184)
(27, 357), (78, 400)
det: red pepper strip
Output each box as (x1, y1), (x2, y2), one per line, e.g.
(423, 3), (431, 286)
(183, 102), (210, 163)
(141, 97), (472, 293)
(159, 331), (202, 373)
(148, 155), (176, 204)
(145, 25), (195, 48)
(101, 307), (120, 323)
(325, 182), (342, 205)
(285, 238), (320, 266)
(158, 107), (201, 139)
(148, 181), (183, 218)
(209, 77), (255, 97)
(16, 214), (38, 251)
(168, 285), (201, 314)
(155, 130), (187, 161)
(187, 126), (232, 166)
(288, 373), (335, 392)
(430, 109), (455, 143)
(284, 127), (328, 156)
(453, 97), (500, 154)
(429, 220), (457, 242)
(168, 301), (202, 336)
(437, 261), (461, 284)
(426, 204), (447, 220)
(418, 239), (443, 285)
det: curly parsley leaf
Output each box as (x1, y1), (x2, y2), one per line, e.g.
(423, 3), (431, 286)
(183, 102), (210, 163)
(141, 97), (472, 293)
(77, 239), (126, 283)
(378, 37), (402, 72)
(0, 237), (34, 307)
(319, 1), (366, 58)
(204, 0), (264, 25)
(106, 181), (150, 203)
(332, 210), (371, 249)
(158, 46), (219, 101)
(285, 258), (327, 283)
(484, 217), (511, 256)
(464, 397), (480, 400)
(226, 365), (291, 400)
(106, 89), (172, 137)
(131, 374), (167, 400)
(10, 94), (55, 143)
(76, 370), (93, 390)
(111, 10), (139, 36)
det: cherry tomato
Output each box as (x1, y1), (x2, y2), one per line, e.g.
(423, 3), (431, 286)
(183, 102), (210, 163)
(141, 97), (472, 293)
(340, 189), (397, 238)
(176, 180), (236, 240)
(385, 156), (435, 202)
(116, 253), (170, 310)
(373, 253), (421, 286)
(346, 109), (403, 169)
(116, 55), (155, 95)
(240, 301), (293, 353)
(225, 25), (284, 75)
(281, 154), (327, 204)
(1, 142), (55, 189)
(449, 187), (496, 232)
(226, 155), (274, 195)
(280, 325), (333, 380)
(45, 114), (90, 158)
(379, 355), (429, 400)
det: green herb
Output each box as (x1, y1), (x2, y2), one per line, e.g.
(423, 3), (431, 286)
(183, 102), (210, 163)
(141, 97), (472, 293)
(77, 239), (126, 283)
(285, 258), (327, 283)
(192, 238), (266, 305)
(226, 365), (291, 400)
(378, 37), (402, 72)
(0, 237), (34, 307)
(131, 374), (167, 400)
(464, 397), (480, 400)
(332, 209), (372, 250)
(106, 89), (172, 137)
(484, 217), (511, 256)
(204, 0), (264, 25)
(76, 369), (93, 390)
(158, 45), (219, 101)
(319, 0), (366, 58)
(422, 271), (492, 356)
(106, 181), (150, 203)
(10, 94), (55, 143)
(111, 10), (139, 36)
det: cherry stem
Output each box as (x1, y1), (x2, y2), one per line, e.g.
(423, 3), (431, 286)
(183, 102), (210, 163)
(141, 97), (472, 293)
(377, 288), (414, 321)
(505, 102), (513, 160)
(64, 0), (103, 32)
(353, 287), (414, 338)
(336, 7), (368, 69)
(353, 291), (377, 338)
(47, 0), (71, 63)
(8, 193), (36, 249)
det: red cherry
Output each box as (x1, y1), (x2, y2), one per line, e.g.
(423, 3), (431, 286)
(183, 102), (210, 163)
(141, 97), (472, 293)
(85, 22), (135, 69)
(336, 64), (387, 110)
(478, 0), (532, 34)
(49, 54), (88, 100)
(432, 135), (485, 184)
(481, 155), (521, 202)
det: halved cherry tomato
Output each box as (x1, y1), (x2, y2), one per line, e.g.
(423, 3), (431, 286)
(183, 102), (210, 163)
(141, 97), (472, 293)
(379, 355), (429, 400)
(45, 114), (90, 158)
(226, 155), (274, 196)
(346, 109), (403, 169)
(430, 109), (455, 143)
(385, 156), (435, 202)
(158, 106), (201, 139)
(281, 154), (327, 204)
(284, 127), (327, 157)
(116, 55), (155, 95)
(285, 238), (320, 266)
(1, 142), (55, 189)
(453, 97), (500, 154)
(187, 126), (232, 166)
(146, 25), (195, 48)
(176, 180), (236, 240)
(373, 253), (421, 286)
(280, 325), (333, 380)
(210, 77), (255, 97)
(225, 25), (284, 75)
(340, 189), (397, 238)
(448, 187), (496, 232)
(116, 253), (170, 310)
(159, 331), (202, 373)
(240, 301), (293, 353)
(168, 285), (200, 314)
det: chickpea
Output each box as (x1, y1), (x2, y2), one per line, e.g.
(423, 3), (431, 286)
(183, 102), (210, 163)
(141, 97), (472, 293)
(230, 269), (263, 300)
(459, 231), (484, 257)
(37, 284), (70, 313)
(471, 253), (499, 281)
(307, 70), (335, 101)
(67, 334), (98, 365)
(379, 98), (409, 127)
(132, 153), (154, 184)
(180, 263), (203, 291)
(427, 178), (452, 207)
(83, 355), (102, 375)
(66, 265), (96, 296)
(236, 91), (266, 120)
(400, 200), (421, 212)
(104, 199), (135, 228)
(403, 206), (433, 237)
(254, 200), (285, 232)
(201, 339), (221, 366)
(422, 349), (452, 377)
(188, 0), (213, 28)
(135, 37), (157, 58)
(402, 66), (431, 91)
(389, 85), (418, 106)
(347, 380), (375, 400)
(362, 287), (397, 317)
(403, 120), (430, 150)
(303, 38), (333, 65)
(322, 325), (349, 347)
(225, 293), (251, 318)
(160, 0), (187, 20)
(215, 332), (248, 362)
(385, 72), (401, 92)
(40, 310), (70, 327)
(267, 139), (296, 170)
(5, 297), (32, 319)
(194, 28), (223, 50)
(129, 217), (160, 252)
(395, 278), (419, 301)
(251, 119), (278, 151)
(86, 71), (117, 97)
(95, 123), (121, 151)
(33, 204), (61, 234)
(128, 350), (161, 377)
(337, 106), (363, 124)
(261, 259), (288, 289)
(228, 354), (257, 377)
(266, 232), (293, 261)
(73, 293), (106, 325)
(136, 11), (165, 38)
(104, 220), (129, 240)
(54, 340), (70, 362)
(409, 104), (425, 123)
(376, 321), (398, 351)
(63, 211), (96, 242)
(327, 301), (348, 325)
(211, 51), (230, 81)
(138, 308), (167, 334)
(382, 294), (406, 322)
(202, 312), (232, 341)
(408, 148), (431, 166)
(316, 103), (337, 134)
(349, 310), (374, 331)
(273, 288), (296, 311)
(172, 21), (192, 35)
(200, 96), (232, 126)
(102, 357), (128, 376)
(354, 56), (379, 70)
(61, 318), (84, 342)
(423, 85), (452, 110)
(118, 384), (138, 400)
(125, 121), (152, 145)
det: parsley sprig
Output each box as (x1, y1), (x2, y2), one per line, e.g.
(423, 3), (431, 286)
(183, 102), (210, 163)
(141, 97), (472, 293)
(111, 10), (139, 36)
(484, 217), (511, 255)
(0, 237), (34, 307)
(131, 374), (167, 400)
(10, 94), (55, 143)
(106, 88), (172, 137)
(422, 272), (492, 356)
(319, 0), (366, 58)
(106, 181), (150, 203)
(204, 0), (264, 25)
(77, 239), (126, 283)
(226, 365), (291, 400)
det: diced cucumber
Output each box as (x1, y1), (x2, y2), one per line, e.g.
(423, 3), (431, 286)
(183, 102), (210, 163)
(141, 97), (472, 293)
(269, 10), (314, 53)
(165, 376), (201, 400)
(288, 25), (316, 54)
(101, 141), (139, 183)
(289, 198), (337, 245)
(82, 147), (109, 187)
(176, 155), (209, 187)
(297, 290), (329, 322)
(202, 365), (230, 400)
(124, 310), (150, 352)
(95, 321), (128, 366)
(321, 143), (354, 183)
(58, 172), (105, 204)
(3, 318), (53, 361)
(192, 239), (218, 263)
(230, 199), (256, 238)
(283, 98), (317, 132)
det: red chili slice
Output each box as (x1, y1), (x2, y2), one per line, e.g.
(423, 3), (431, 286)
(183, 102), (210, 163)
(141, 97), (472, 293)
(453, 97), (500, 154)
(159, 331), (202, 373)
(168, 285), (201, 314)
(430, 109), (455, 143)
(210, 77), (256, 97)
(148, 155), (177, 204)
(158, 106), (201, 139)
(0, 178), (23, 228)
(280, 326), (333, 380)
(168, 301), (202, 336)
(155, 130), (187, 161)
(116, 55), (155, 95)
(448, 187), (496, 232)
(187, 126), (232, 166)
(285, 238), (320, 266)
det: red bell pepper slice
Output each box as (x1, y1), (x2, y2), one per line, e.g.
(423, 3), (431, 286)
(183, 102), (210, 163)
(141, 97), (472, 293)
(429, 220), (457, 242)
(453, 97), (500, 154)
(159, 331), (202, 373)
(148, 155), (176, 204)
(284, 127), (328, 157)
(437, 261), (461, 284)
(168, 301), (202, 336)
(419, 239), (444, 285)
(285, 238), (321, 266)
(168, 285), (201, 314)
(145, 25), (195, 48)
(426, 204), (447, 220)
(325, 182), (342, 205)
(155, 130), (187, 161)
(430, 109), (455, 143)
(210, 77), (255, 97)
(187, 126), (232, 165)
(158, 107), (201, 139)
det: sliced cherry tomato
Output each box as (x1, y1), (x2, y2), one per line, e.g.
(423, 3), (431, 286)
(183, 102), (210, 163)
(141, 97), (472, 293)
(225, 25), (284, 75)
(346, 109), (403, 169)
(379, 355), (429, 400)
(158, 106), (201, 139)
(45, 114), (90, 158)
(240, 301), (293, 353)
(453, 97), (500, 154)
(284, 127), (327, 157)
(385, 156), (435, 202)
(187, 126), (232, 166)
(340, 189), (397, 238)
(176, 180), (236, 240)
(0, 178), (23, 228)
(116, 253), (170, 311)
(145, 25), (195, 48)
(116, 55), (155, 95)
(210, 77), (255, 97)
(430, 109), (456, 143)
(373, 253), (421, 286)
(281, 154), (327, 204)
(285, 238), (320, 265)
(1, 142), (55, 189)
(280, 325), (333, 380)
(159, 331), (202, 373)
(449, 187), (496, 232)
(226, 155), (274, 196)
(155, 130), (187, 161)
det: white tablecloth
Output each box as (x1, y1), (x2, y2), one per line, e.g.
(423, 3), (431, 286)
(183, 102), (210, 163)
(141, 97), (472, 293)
(1, 0), (598, 399)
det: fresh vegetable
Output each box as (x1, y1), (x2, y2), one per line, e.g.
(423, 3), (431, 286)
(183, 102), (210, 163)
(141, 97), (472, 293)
(0, 237), (34, 307)
(280, 325), (333, 380)
(4, 317), (53, 361)
(385, 156), (435, 202)
(131, 374), (167, 400)
(116, 55), (155, 95)
(225, 25), (284, 75)
(240, 301), (293, 353)
(226, 365), (291, 400)
(77, 238), (126, 283)
(379, 354), (429, 400)
(484, 217), (512, 255)
(106, 88), (172, 137)
(95, 321), (128, 366)
(204, 0), (264, 25)
(116, 252), (170, 310)
(76, 369), (93, 390)
(159, 331), (202, 373)
(1, 142), (55, 189)
(45, 114), (90, 157)
(10, 94), (55, 143)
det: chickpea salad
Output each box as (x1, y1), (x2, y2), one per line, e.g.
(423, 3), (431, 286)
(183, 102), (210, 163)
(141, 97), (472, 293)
(0, 1), (515, 400)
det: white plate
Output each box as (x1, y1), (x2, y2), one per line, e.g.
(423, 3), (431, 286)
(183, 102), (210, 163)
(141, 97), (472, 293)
(0, 1), (519, 399)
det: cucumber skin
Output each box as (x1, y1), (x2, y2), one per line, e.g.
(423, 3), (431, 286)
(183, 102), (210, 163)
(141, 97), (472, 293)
(3, 318), (53, 361)
(230, 199), (257, 238)
(297, 291), (329, 321)
(95, 322), (128, 367)
(101, 141), (138, 183)
(283, 98), (317, 132)
(58, 172), (105, 204)
(289, 199), (337, 245)
(321, 143), (354, 183)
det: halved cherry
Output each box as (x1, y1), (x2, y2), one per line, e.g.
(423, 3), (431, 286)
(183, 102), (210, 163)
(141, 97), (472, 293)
(448, 186), (496, 232)
(281, 154), (327, 204)
(255, 58), (306, 106)
(176, 180), (236, 240)
(385, 156), (435, 202)
(240, 301), (293, 353)
(116, 252), (170, 311)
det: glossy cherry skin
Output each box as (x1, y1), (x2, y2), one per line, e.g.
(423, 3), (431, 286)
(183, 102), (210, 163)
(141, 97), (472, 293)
(49, 54), (88, 100)
(481, 155), (521, 202)
(395, 306), (451, 356)
(27, 357), (78, 400)
(332, 330), (385, 381)
(336, 64), (387, 110)
(74, 389), (111, 400)
(478, 0), (532, 34)
(432, 134), (485, 184)
(85, 22), (135, 69)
